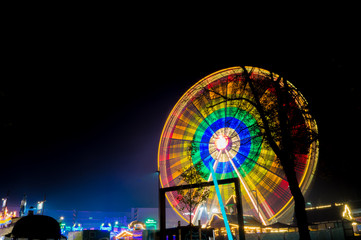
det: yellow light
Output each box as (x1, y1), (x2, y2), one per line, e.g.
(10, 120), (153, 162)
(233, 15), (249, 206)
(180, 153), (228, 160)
(342, 204), (353, 220)
(225, 149), (268, 225)
(316, 204), (332, 209)
(158, 66), (319, 225)
(116, 230), (134, 239)
(215, 135), (229, 150)
(306, 204), (332, 211)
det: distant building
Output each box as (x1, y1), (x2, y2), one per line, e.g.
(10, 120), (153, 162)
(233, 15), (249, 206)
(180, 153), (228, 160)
(207, 201), (361, 239)
(304, 203), (360, 237)
(45, 209), (130, 233)
(130, 207), (187, 229)
(68, 230), (110, 240)
(348, 200), (361, 227)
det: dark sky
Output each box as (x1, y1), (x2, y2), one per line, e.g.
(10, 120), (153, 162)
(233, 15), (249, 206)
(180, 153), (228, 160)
(1, 11), (360, 212)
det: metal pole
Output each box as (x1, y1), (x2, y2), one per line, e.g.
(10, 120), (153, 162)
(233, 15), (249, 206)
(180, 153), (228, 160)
(234, 178), (245, 240)
(198, 220), (201, 240)
(156, 170), (160, 230)
(178, 221), (181, 240)
(159, 188), (165, 240)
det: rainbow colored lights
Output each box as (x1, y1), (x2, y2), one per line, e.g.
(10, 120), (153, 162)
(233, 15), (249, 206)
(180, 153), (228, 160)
(158, 66), (318, 225)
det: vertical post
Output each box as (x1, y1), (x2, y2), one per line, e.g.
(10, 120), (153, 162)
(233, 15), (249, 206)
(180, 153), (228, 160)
(159, 188), (166, 240)
(156, 171), (160, 229)
(198, 220), (201, 240)
(178, 221), (181, 240)
(234, 178), (245, 240)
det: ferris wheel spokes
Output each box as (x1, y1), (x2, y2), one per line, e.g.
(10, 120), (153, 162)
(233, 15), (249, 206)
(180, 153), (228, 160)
(228, 145), (284, 219)
(207, 151), (221, 182)
(189, 101), (220, 138)
(238, 166), (276, 220)
(159, 67), (318, 226)
(224, 149), (268, 225)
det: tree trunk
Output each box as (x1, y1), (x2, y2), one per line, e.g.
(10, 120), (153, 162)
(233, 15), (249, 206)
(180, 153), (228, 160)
(281, 154), (311, 240)
(241, 66), (312, 240)
(276, 78), (311, 240)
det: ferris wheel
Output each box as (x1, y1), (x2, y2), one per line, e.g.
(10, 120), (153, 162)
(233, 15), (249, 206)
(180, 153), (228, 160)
(158, 67), (318, 225)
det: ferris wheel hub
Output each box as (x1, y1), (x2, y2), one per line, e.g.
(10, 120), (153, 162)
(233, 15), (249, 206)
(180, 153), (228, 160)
(214, 135), (229, 150)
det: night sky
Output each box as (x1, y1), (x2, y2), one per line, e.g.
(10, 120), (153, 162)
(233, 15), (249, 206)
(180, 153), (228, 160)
(1, 11), (360, 212)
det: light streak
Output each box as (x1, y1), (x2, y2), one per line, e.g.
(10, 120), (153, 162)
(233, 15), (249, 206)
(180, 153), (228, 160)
(208, 160), (233, 240)
(225, 150), (268, 225)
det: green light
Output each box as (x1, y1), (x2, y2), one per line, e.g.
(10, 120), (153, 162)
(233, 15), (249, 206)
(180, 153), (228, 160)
(145, 219), (157, 224)
(193, 107), (261, 179)
(145, 218), (157, 230)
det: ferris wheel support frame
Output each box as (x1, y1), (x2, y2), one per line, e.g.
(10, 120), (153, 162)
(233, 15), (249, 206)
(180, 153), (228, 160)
(158, 178), (246, 240)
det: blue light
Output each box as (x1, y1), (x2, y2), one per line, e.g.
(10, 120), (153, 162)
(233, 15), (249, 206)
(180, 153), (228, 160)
(200, 117), (251, 174)
(208, 162), (233, 240)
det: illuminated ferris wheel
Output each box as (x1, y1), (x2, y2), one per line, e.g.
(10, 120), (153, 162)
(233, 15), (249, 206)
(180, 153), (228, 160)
(158, 67), (318, 225)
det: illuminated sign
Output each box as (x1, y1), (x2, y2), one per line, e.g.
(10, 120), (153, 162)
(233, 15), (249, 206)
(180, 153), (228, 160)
(100, 223), (112, 231)
(72, 223), (83, 231)
(145, 218), (157, 229)
(145, 219), (156, 224)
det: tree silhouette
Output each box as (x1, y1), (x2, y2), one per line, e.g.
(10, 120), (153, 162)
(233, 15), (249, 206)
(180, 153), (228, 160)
(176, 140), (211, 240)
(196, 66), (318, 240)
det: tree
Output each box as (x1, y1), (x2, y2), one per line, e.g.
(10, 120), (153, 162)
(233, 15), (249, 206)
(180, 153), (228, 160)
(198, 66), (318, 240)
(176, 140), (211, 240)
(242, 66), (317, 240)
